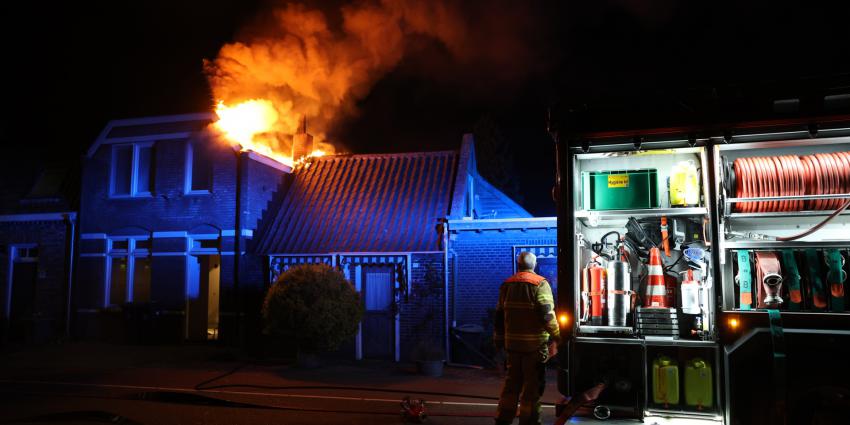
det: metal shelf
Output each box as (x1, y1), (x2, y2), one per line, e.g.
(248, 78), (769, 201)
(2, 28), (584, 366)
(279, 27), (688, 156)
(643, 338), (717, 347)
(577, 207), (708, 227)
(574, 336), (643, 345)
(724, 240), (850, 249)
(728, 210), (850, 219)
(644, 408), (723, 421)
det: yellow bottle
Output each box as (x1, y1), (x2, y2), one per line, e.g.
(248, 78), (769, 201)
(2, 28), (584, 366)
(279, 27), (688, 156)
(670, 160), (700, 207)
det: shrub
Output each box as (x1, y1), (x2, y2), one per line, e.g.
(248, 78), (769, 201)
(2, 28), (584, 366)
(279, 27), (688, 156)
(262, 264), (363, 353)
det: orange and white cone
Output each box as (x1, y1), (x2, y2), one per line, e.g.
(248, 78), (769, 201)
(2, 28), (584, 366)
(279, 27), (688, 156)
(644, 247), (668, 308)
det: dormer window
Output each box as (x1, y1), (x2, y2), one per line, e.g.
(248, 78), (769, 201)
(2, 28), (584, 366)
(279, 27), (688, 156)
(110, 143), (154, 197)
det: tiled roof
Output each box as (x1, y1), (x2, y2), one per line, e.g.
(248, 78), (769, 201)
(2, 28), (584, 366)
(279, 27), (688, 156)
(254, 151), (458, 254)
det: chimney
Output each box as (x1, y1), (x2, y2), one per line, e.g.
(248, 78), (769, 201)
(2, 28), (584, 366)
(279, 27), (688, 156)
(292, 115), (314, 160)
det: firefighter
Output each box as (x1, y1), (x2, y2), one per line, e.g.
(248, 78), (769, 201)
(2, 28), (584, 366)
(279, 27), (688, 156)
(494, 251), (561, 425)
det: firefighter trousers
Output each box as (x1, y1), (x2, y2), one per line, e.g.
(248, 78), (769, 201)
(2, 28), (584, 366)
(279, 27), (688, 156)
(495, 348), (547, 425)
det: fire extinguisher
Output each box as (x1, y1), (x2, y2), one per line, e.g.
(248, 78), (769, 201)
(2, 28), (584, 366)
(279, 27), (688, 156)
(585, 261), (607, 325)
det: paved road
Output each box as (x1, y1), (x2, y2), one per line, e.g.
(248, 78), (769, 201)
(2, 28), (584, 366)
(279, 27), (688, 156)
(0, 343), (569, 425)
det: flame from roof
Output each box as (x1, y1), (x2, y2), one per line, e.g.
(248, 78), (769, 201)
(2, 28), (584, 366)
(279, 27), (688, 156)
(213, 99), (324, 167)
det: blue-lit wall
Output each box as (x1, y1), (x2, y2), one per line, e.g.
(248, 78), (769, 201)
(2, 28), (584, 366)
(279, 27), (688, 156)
(399, 252), (446, 361)
(449, 227), (557, 333)
(0, 220), (71, 344)
(76, 135), (288, 343)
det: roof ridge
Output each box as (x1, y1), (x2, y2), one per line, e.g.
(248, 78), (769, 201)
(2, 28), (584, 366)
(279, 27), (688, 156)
(311, 150), (457, 161)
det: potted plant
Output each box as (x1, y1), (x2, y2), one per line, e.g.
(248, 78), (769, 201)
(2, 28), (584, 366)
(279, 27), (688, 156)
(412, 339), (445, 377)
(262, 264), (363, 368)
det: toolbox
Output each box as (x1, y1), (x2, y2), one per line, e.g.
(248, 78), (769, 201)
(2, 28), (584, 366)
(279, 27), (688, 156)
(581, 169), (659, 210)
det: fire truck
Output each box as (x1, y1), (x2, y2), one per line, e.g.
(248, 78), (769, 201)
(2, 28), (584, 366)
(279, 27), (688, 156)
(549, 102), (850, 424)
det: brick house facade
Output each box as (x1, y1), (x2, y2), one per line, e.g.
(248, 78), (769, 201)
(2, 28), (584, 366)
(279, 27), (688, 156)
(7, 112), (556, 365)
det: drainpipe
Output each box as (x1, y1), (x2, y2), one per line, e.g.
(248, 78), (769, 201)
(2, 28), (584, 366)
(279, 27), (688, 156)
(234, 150), (245, 346)
(63, 212), (77, 340)
(440, 218), (450, 363)
(449, 248), (458, 329)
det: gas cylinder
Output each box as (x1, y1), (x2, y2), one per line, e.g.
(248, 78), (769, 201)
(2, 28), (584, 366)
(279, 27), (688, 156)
(588, 264), (606, 325)
(606, 260), (631, 327)
(681, 269), (701, 315)
(670, 160), (700, 207)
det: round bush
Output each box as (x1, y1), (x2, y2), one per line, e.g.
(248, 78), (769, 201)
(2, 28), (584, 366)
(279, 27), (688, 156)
(262, 264), (363, 353)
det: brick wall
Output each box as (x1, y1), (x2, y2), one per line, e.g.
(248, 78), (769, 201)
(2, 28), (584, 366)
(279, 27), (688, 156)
(80, 137), (239, 233)
(76, 132), (288, 344)
(0, 220), (70, 343)
(399, 252), (445, 361)
(449, 228), (557, 331)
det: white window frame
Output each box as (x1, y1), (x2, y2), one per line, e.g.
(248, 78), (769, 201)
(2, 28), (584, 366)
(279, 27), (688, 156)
(5, 244), (38, 320)
(110, 142), (154, 198)
(105, 236), (152, 306)
(184, 142), (211, 195)
(188, 234), (220, 255)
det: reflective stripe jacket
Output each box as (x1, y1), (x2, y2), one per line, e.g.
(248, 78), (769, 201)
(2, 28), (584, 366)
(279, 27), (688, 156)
(493, 271), (561, 352)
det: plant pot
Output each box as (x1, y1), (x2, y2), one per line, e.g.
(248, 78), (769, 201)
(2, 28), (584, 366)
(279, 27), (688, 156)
(296, 350), (322, 369)
(417, 360), (444, 377)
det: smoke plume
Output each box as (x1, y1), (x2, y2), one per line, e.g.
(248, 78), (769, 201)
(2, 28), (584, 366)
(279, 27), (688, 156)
(204, 0), (544, 147)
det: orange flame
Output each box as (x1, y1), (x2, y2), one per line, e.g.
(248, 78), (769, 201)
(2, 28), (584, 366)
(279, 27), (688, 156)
(213, 99), (325, 167)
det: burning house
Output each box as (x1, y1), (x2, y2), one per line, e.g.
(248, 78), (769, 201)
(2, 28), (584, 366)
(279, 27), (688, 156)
(62, 111), (553, 362)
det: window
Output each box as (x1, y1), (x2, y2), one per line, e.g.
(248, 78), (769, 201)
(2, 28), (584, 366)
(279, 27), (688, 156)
(107, 237), (152, 305)
(185, 142), (211, 194)
(110, 143), (154, 197)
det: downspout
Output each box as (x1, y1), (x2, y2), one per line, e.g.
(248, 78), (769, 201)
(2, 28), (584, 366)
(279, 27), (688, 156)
(63, 212), (77, 339)
(449, 248), (458, 329)
(441, 218), (450, 364)
(234, 150), (245, 346)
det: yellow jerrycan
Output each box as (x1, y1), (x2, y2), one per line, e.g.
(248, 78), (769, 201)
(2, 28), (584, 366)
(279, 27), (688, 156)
(684, 357), (713, 409)
(652, 355), (680, 406)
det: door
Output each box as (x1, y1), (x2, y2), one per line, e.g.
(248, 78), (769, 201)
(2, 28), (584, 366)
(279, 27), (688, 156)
(362, 266), (395, 359)
(9, 262), (37, 342)
(536, 256), (558, 299)
(186, 255), (220, 341)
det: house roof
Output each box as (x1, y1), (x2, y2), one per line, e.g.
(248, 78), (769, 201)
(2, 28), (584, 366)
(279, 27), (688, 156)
(254, 150), (458, 254)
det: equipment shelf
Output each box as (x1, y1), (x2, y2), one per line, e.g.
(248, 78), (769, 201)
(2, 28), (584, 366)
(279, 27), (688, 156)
(576, 207), (708, 227)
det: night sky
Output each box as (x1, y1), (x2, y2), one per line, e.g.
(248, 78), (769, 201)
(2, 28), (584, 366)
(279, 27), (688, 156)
(3, 1), (850, 216)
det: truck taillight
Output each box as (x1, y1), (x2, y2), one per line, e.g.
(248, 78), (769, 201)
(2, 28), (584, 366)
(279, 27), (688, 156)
(559, 313), (570, 326)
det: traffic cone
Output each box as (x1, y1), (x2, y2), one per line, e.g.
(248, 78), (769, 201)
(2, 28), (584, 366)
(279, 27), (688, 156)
(645, 247), (668, 308)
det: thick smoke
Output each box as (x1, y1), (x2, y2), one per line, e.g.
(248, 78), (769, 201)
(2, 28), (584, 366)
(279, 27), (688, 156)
(204, 0), (544, 144)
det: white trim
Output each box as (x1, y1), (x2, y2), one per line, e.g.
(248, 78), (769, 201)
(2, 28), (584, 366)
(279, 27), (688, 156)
(0, 212), (76, 222)
(80, 233), (107, 240)
(219, 252), (244, 256)
(354, 265), (363, 361)
(184, 141), (212, 195)
(86, 112), (215, 158)
(109, 142), (154, 198)
(107, 132), (192, 144)
(152, 231), (188, 238)
(80, 253), (107, 257)
(221, 229), (253, 237)
(245, 151), (293, 173)
(447, 217), (557, 225)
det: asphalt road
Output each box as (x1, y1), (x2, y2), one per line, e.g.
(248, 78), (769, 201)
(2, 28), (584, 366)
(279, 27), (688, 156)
(0, 379), (555, 425)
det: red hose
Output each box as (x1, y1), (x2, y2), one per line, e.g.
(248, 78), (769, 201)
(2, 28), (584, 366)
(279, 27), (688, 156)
(734, 151), (850, 213)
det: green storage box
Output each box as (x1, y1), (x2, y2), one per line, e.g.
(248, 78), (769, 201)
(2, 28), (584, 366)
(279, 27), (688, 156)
(581, 169), (659, 210)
